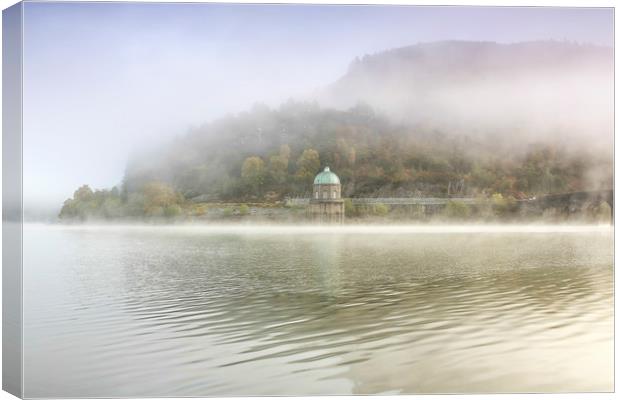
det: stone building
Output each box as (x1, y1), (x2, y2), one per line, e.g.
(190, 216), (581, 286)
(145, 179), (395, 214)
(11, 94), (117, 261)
(308, 167), (344, 223)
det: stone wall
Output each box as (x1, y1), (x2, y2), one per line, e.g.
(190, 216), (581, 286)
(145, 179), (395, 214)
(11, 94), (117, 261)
(308, 201), (344, 223)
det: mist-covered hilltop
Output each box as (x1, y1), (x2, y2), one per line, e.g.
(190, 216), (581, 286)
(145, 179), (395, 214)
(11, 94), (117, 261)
(60, 40), (613, 220)
(322, 40), (613, 154)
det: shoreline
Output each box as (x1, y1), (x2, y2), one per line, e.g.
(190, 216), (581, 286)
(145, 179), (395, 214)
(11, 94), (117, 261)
(22, 222), (614, 234)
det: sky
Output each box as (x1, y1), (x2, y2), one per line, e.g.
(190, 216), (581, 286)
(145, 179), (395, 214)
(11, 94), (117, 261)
(21, 2), (614, 209)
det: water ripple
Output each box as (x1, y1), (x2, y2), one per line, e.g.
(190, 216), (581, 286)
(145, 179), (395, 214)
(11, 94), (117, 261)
(23, 226), (613, 397)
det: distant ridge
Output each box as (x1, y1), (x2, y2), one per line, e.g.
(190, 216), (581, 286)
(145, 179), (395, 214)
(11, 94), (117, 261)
(321, 40), (613, 152)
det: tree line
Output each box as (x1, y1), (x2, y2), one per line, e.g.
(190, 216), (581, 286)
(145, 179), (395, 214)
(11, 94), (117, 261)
(60, 101), (611, 220)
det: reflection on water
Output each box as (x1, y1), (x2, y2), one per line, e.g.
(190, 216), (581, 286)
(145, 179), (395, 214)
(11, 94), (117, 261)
(23, 225), (613, 396)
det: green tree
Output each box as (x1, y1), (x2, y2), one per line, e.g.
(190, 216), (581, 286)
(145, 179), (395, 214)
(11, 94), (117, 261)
(268, 155), (288, 184)
(73, 185), (94, 202)
(296, 149), (320, 182)
(58, 185), (98, 220)
(101, 196), (123, 219)
(241, 156), (266, 193)
(336, 138), (356, 168)
(141, 181), (182, 216)
(58, 199), (79, 220)
(471, 164), (496, 190)
(125, 193), (146, 217)
(279, 144), (291, 160)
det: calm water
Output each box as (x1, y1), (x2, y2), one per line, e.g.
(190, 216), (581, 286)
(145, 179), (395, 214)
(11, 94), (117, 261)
(23, 224), (613, 397)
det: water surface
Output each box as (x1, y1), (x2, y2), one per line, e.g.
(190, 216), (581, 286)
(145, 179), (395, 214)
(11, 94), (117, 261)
(23, 224), (613, 396)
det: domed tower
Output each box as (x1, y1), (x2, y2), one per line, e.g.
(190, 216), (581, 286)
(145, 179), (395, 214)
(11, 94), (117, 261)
(308, 167), (344, 223)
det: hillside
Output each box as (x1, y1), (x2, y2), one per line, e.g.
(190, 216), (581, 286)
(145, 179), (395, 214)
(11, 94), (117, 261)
(322, 40), (613, 154)
(119, 101), (609, 203)
(62, 41), (613, 217)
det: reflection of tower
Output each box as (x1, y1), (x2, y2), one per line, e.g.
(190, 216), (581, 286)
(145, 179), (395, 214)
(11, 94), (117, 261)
(313, 234), (344, 296)
(308, 167), (345, 223)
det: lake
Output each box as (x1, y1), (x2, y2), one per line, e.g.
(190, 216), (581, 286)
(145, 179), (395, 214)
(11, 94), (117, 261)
(23, 224), (613, 396)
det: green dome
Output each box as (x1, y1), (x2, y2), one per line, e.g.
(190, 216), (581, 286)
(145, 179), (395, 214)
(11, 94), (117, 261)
(314, 167), (340, 185)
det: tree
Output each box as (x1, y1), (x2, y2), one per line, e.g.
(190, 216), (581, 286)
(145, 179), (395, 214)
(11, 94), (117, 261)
(268, 155), (288, 184)
(336, 138), (356, 168)
(142, 182), (181, 209)
(58, 199), (79, 220)
(101, 196), (123, 219)
(59, 181), (187, 221)
(279, 144), (291, 161)
(241, 156), (266, 193)
(74, 185), (94, 202)
(58, 185), (98, 220)
(296, 149), (320, 182)
(126, 193), (146, 217)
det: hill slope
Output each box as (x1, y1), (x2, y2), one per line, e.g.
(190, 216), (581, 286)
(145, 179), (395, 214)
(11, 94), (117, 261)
(117, 41), (613, 202)
(322, 40), (613, 154)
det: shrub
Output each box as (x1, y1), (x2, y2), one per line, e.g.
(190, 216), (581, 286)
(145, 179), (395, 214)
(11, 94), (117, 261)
(164, 204), (182, 218)
(592, 202), (612, 223)
(492, 193), (517, 217)
(444, 200), (471, 219)
(374, 203), (389, 216)
(194, 204), (208, 216)
(344, 198), (356, 216)
(145, 206), (164, 218)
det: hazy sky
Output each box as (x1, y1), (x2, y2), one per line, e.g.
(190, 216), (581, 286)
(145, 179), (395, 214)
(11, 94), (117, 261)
(22, 3), (613, 208)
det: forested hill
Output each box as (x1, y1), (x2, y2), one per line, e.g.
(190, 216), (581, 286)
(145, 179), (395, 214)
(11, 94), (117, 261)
(117, 40), (612, 203)
(121, 101), (610, 203)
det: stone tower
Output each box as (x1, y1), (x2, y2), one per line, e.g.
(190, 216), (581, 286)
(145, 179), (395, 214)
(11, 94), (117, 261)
(308, 167), (344, 223)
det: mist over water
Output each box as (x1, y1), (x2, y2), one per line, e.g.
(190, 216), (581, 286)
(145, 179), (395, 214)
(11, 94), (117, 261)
(23, 224), (613, 396)
(33, 223), (613, 234)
